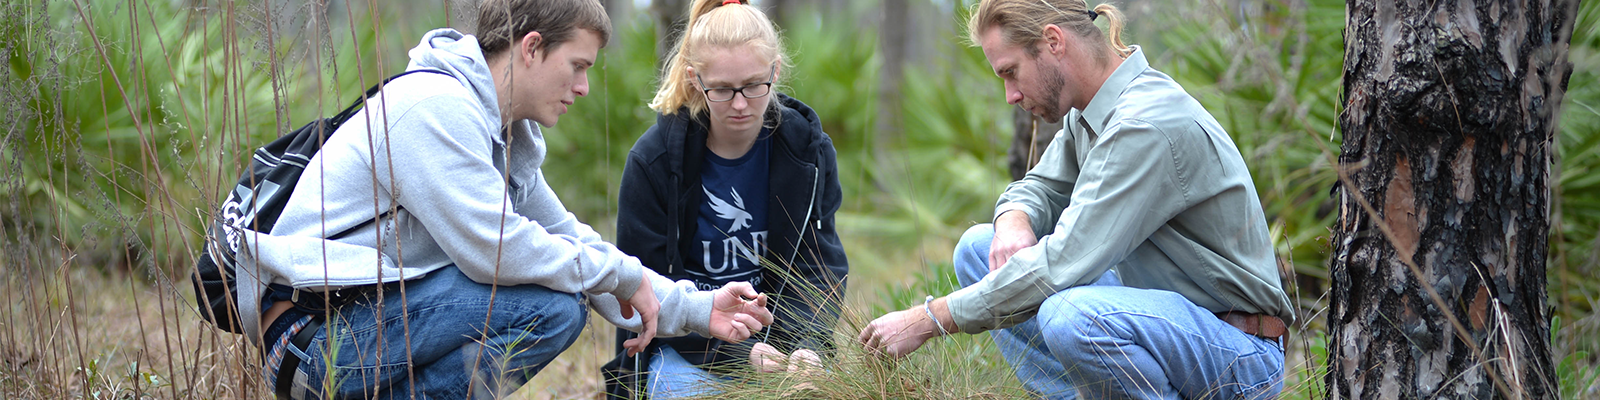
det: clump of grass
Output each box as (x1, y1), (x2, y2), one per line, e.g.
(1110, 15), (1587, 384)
(608, 260), (1026, 400)
(704, 334), (1026, 400)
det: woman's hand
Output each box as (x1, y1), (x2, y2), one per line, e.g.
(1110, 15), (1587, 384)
(750, 342), (787, 373)
(748, 342), (823, 374)
(750, 342), (822, 393)
(709, 282), (774, 342)
(787, 348), (821, 375)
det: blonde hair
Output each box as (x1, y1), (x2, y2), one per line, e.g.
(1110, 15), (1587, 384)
(649, 0), (789, 116)
(967, 0), (1130, 60)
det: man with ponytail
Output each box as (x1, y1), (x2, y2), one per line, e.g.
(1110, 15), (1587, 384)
(241, 0), (773, 398)
(860, 0), (1292, 398)
(605, 0), (848, 397)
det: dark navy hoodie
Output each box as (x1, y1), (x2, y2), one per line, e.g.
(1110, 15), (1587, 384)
(609, 93), (849, 373)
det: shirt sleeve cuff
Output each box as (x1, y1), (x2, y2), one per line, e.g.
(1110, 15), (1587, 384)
(993, 203), (1034, 224)
(681, 290), (715, 335)
(946, 286), (994, 335)
(611, 260), (644, 301)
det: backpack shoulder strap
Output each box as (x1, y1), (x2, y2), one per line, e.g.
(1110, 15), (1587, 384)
(329, 68), (455, 123)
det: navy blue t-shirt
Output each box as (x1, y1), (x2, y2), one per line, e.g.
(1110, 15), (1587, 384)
(690, 134), (771, 290)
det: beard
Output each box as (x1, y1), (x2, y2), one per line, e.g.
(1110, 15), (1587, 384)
(1032, 60), (1069, 123)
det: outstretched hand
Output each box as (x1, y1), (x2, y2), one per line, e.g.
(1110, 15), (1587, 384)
(709, 282), (774, 342)
(857, 308), (937, 358)
(859, 297), (954, 358)
(620, 276), (660, 357)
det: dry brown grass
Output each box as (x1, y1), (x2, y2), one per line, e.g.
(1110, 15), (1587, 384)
(0, 234), (990, 399)
(514, 314), (615, 400)
(0, 265), (630, 399)
(2, 264), (253, 399)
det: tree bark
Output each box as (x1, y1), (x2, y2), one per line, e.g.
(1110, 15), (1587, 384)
(765, 0), (808, 28)
(1008, 106), (1061, 180)
(1329, 0), (1575, 399)
(447, 0), (476, 34)
(599, 0), (630, 22)
(875, 0), (910, 148)
(874, 0), (934, 151)
(652, 0), (691, 63)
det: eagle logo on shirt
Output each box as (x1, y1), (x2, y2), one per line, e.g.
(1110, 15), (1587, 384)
(704, 186), (753, 233)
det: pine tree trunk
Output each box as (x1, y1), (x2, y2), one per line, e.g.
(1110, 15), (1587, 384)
(765, 0), (807, 28)
(1329, 0), (1576, 398)
(652, 0), (690, 62)
(876, 0), (909, 147)
(599, 0), (631, 24)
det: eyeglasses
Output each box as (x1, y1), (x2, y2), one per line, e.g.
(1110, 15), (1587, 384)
(696, 66), (775, 102)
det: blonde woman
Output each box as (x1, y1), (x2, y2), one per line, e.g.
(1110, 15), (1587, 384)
(605, 0), (847, 397)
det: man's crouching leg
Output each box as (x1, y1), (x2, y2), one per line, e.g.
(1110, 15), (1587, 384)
(953, 224), (1077, 399)
(1037, 286), (1284, 399)
(293, 266), (586, 400)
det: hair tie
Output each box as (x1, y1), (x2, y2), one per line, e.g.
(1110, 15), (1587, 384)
(1087, 9), (1099, 21)
(722, 0), (740, 5)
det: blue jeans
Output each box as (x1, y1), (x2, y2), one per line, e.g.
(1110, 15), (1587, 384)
(646, 345), (728, 399)
(280, 266), (586, 399)
(954, 224), (1283, 399)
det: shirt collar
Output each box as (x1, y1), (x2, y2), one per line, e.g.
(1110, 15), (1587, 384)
(1077, 45), (1147, 136)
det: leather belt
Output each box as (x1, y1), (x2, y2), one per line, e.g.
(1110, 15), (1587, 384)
(275, 317), (324, 400)
(1216, 312), (1286, 342)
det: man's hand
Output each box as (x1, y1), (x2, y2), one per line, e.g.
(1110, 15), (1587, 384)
(990, 210), (1038, 272)
(709, 282), (774, 342)
(858, 301), (947, 358)
(620, 276), (660, 357)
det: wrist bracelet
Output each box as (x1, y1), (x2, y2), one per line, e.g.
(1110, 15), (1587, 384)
(925, 295), (950, 337)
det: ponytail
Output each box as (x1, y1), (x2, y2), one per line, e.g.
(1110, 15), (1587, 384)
(1091, 3), (1130, 57)
(649, 0), (787, 116)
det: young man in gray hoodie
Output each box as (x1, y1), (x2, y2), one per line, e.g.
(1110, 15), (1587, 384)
(236, 0), (774, 398)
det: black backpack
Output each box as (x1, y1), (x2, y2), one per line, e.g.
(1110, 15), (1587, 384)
(191, 69), (449, 334)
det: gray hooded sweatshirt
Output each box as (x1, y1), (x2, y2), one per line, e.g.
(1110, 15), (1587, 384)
(234, 29), (713, 344)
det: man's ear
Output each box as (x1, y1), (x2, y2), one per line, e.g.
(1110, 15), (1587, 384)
(1041, 24), (1066, 56)
(518, 31), (544, 65)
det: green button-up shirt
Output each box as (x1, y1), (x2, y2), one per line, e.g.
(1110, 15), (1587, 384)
(947, 47), (1295, 334)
